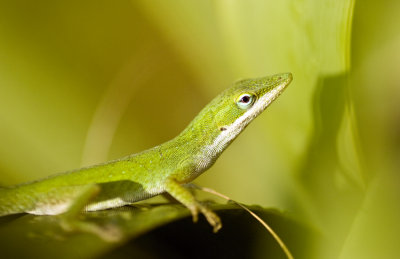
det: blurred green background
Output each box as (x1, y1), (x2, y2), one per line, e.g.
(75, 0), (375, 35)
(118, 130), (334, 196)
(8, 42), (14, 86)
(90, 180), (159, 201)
(0, 0), (399, 258)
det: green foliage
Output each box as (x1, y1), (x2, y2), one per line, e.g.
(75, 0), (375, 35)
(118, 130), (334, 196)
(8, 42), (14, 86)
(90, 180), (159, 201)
(0, 204), (316, 259)
(0, 0), (399, 258)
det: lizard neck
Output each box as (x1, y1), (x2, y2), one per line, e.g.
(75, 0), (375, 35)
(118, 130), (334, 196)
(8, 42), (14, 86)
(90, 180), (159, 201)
(174, 107), (241, 173)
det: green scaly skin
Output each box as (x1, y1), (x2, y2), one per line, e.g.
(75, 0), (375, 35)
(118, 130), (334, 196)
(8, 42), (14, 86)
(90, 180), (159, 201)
(0, 73), (292, 233)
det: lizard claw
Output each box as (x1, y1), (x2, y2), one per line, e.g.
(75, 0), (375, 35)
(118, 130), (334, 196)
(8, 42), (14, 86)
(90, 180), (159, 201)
(198, 204), (222, 233)
(189, 205), (199, 223)
(204, 210), (222, 233)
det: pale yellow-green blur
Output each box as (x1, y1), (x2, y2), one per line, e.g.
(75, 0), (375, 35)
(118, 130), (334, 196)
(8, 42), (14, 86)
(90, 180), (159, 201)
(0, 1), (399, 258)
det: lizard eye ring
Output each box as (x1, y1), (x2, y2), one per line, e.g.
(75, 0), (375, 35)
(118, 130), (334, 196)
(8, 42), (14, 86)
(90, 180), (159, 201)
(236, 93), (255, 109)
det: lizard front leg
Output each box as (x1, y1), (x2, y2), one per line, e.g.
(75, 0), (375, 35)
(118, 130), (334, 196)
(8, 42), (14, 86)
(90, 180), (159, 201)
(164, 177), (222, 232)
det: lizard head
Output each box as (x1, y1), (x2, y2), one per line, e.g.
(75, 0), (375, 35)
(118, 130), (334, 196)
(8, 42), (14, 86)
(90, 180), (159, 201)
(206, 72), (293, 153)
(183, 72), (292, 157)
(214, 72), (292, 131)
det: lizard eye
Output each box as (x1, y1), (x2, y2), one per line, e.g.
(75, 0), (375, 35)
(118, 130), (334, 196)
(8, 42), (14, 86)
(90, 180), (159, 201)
(236, 93), (255, 109)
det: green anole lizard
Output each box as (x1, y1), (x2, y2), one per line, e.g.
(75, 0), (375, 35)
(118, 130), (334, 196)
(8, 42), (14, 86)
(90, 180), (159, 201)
(0, 73), (292, 234)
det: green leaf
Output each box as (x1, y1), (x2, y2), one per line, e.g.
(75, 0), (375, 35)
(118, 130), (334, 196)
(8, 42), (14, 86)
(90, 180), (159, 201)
(0, 204), (317, 259)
